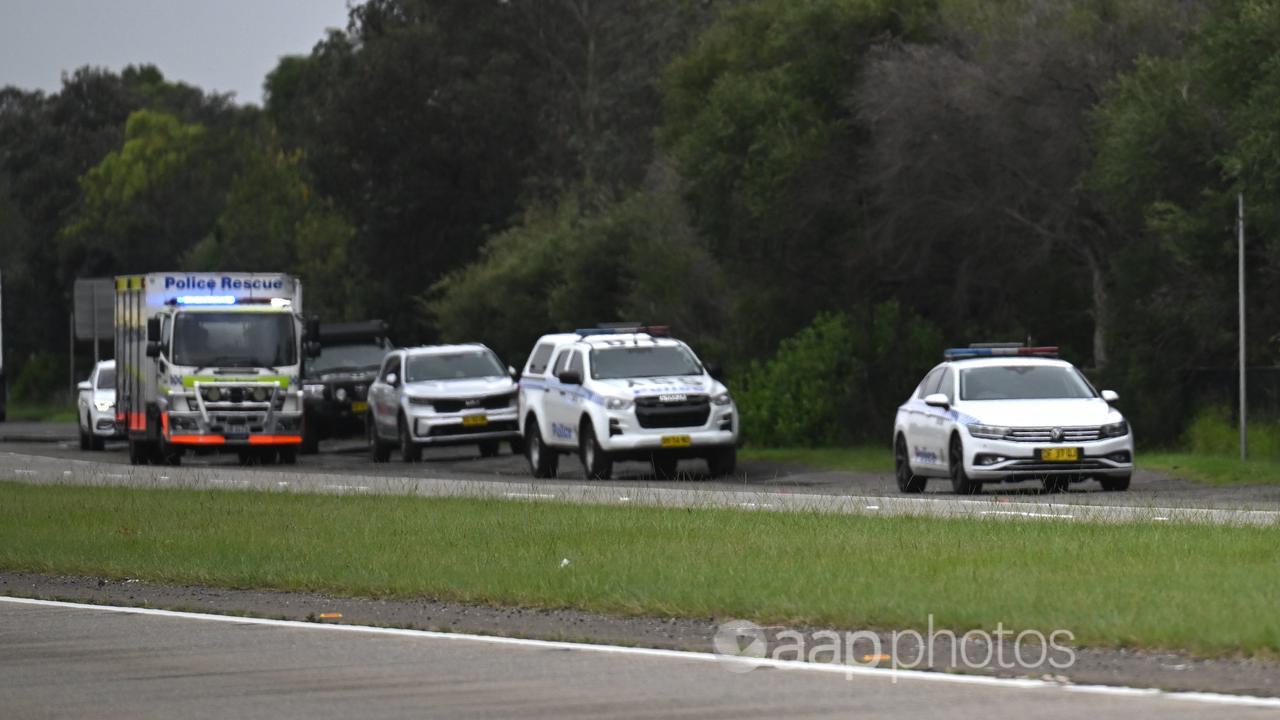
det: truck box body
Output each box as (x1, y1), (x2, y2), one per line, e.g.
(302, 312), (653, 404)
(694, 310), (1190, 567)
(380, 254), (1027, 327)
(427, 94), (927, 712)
(115, 272), (307, 464)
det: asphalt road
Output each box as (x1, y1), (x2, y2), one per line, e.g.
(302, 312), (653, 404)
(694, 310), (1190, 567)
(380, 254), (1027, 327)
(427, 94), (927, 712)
(2, 599), (1274, 719)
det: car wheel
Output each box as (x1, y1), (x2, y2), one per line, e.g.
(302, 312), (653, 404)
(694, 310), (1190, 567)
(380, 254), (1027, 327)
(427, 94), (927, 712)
(78, 416), (91, 450)
(579, 422), (613, 480)
(652, 455), (679, 479)
(949, 434), (982, 495)
(706, 446), (737, 478)
(479, 440), (500, 458)
(89, 432), (105, 451)
(1098, 474), (1130, 492)
(525, 418), (558, 478)
(157, 437), (182, 466)
(399, 415), (421, 462)
(895, 435), (927, 493)
(368, 414), (392, 463)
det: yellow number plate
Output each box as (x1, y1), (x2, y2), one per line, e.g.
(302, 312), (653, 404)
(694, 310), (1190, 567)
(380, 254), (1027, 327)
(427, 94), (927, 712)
(1040, 447), (1079, 462)
(463, 414), (488, 427)
(351, 401), (368, 414)
(661, 435), (692, 448)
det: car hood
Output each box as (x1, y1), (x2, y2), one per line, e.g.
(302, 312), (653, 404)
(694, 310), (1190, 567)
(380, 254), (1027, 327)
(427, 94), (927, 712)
(93, 390), (116, 404)
(594, 375), (723, 399)
(313, 370), (378, 383)
(956, 398), (1122, 428)
(404, 376), (515, 398)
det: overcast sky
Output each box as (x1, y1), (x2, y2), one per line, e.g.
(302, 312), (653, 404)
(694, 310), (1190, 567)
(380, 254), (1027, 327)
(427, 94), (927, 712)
(0, 0), (352, 106)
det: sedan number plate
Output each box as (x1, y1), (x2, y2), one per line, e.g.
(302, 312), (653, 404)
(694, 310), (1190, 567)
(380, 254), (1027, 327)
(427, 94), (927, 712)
(1039, 447), (1080, 462)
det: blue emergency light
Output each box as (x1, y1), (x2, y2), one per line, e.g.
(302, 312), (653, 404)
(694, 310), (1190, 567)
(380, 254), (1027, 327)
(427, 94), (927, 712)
(175, 295), (237, 305)
(575, 325), (670, 337)
(944, 345), (1059, 360)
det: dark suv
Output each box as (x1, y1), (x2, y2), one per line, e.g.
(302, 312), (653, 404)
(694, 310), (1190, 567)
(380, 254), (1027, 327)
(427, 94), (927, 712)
(302, 320), (391, 453)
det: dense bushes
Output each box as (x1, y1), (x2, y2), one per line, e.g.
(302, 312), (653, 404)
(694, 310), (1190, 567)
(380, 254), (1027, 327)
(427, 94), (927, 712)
(736, 303), (942, 446)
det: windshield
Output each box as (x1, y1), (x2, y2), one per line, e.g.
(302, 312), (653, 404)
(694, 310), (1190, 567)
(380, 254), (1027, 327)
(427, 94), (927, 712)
(591, 346), (703, 380)
(406, 350), (506, 382)
(960, 366), (1096, 400)
(307, 342), (387, 376)
(96, 367), (116, 390)
(172, 312), (297, 368)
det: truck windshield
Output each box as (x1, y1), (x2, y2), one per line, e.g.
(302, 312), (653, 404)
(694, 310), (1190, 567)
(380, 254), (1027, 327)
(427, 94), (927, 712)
(307, 343), (388, 375)
(959, 366), (1097, 400)
(591, 346), (703, 379)
(173, 312), (297, 368)
(406, 351), (506, 382)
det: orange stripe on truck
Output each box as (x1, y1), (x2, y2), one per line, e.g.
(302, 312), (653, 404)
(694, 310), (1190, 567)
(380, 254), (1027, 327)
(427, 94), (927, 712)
(248, 435), (303, 445)
(167, 435), (226, 446)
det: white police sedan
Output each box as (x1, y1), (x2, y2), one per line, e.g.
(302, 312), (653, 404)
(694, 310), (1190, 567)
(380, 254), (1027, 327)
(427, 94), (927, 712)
(892, 345), (1134, 494)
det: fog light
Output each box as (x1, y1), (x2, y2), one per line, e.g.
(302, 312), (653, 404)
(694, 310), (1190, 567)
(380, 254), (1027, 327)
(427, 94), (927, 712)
(1107, 450), (1132, 463)
(974, 453), (1008, 466)
(251, 387), (269, 402)
(336, 388), (348, 401)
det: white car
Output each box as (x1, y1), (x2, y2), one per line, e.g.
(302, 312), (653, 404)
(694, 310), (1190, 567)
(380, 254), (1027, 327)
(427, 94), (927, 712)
(366, 344), (521, 462)
(518, 326), (738, 479)
(77, 359), (121, 450)
(892, 345), (1134, 494)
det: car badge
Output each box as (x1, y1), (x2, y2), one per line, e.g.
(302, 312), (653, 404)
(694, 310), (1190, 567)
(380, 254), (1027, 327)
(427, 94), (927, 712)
(465, 398), (481, 407)
(1050, 427), (1064, 442)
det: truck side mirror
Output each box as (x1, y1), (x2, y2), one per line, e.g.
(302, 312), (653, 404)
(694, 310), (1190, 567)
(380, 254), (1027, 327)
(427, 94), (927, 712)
(146, 341), (161, 358)
(146, 317), (161, 343)
(306, 341), (322, 358)
(306, 316), (321, 341)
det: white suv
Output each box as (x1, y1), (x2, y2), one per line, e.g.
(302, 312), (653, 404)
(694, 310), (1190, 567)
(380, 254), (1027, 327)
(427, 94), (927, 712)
(366, 344), (521, 462)
(892, 344), (1134, 494)
(518, 327), (738, 479)
(77, 359), (121, 450)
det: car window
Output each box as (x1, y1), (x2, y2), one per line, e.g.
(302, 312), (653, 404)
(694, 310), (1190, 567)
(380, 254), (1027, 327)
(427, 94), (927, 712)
(379, 354), (401, 383)
(97, 367), (116, 389)
(550, 349), (571, 378)
(917, 368), (942, 399)
(960, 366), (1097, 400)
(526, 343), (554, 375)
(937, 367), (954, 403)
(567, 350), (583, 376)
(406, 350), (506, 382)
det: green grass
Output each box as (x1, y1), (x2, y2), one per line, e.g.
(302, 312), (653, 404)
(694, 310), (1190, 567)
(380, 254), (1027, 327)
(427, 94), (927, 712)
(1142, 452), (1280, 486)
(1, 480), (1277, 657)
(741, 445), (891, 473)
(4, 401), (76, 423)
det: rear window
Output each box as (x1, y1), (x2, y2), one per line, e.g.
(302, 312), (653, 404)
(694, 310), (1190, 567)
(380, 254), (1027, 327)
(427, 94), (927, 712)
(526, 343), (555, 375)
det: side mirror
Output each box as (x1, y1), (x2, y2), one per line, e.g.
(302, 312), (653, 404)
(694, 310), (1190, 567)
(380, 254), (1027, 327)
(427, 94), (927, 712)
(1101, 389), (1119, 403)
(306, 341), (322, 358)
(146, 317), (161, 343)
(146, 341), (161, 358)
(508, 364), (520, 380)
(77, 381), (92, 392)
(306, 316), (321, 341)
(924, 393), (950, 409)
(558, 369), (582, 385)
(385, 373), (398, 386)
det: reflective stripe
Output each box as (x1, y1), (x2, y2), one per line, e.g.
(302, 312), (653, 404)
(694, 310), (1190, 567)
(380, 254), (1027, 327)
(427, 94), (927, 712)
(248, 435), (302, 445)
(168, 435), (225, 445)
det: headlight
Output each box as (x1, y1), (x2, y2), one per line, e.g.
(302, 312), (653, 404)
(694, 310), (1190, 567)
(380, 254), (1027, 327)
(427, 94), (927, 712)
(605, 397), (633, 411)
(408, 397), (433, 407)
(1101, 420), (1129, 438)
(712, 392), (732, 406)
(303, 384), (325, 398)
(94, 399), (113, 412)
(203, 387), (226, 402)
(335, 387), (348, 401)
(967, 423), (1011, 440)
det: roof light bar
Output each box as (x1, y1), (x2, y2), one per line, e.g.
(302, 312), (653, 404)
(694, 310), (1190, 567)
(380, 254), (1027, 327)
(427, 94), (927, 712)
(944, 345), (1059, 360)
(175, 295), (236, 305)
(574, 325), (670, 337)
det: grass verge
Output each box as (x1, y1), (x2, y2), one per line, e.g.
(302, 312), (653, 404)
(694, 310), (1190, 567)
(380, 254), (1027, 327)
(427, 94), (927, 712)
(1142, 452), (1280, 486)
(1, 481), (1277, 657)
(4, 402), (76, 423)
(740, 445), (890, 473)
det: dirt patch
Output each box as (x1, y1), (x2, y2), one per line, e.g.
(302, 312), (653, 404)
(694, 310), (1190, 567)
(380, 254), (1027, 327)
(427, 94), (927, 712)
(3, 570), (1276, 697)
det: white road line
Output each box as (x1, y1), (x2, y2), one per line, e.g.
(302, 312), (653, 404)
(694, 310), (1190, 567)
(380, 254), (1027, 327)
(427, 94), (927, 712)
(980, 511), (1075, 519)
(14, 469), (35, 476)
(0, 596), (1276, 710)
(504, 492), (556, 499)
(865, 505), (881, 510)
(323, 484), (370, 491)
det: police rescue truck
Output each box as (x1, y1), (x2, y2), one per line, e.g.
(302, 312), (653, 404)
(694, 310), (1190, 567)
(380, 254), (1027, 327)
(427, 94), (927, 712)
(114, 273), (317, 466)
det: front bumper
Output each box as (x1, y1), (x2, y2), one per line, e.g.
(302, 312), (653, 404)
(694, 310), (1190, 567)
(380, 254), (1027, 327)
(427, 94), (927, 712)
(598, 404), (738, 457)
(89, 408), (124, 438)
(963, 434), (1134, 479)
(409, 406), (521, 445)
(164, 409), (304, 446)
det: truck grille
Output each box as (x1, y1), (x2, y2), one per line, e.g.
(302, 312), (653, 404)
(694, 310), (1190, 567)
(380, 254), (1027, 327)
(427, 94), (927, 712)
(1006, 427), (1104, 442)
(635, 395), (710, 429)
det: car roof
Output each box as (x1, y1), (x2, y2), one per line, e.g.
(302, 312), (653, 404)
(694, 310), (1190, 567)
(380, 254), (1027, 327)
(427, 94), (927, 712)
(944, 357), (1074, 370)
(401, 343), (491, 356)
(96, 360), (116, 369)
(575, 333), (681, 348)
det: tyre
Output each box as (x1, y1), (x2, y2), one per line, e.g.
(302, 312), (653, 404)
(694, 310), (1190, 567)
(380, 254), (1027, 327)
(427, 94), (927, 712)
(368, 414), (392, 463)
(706, 446), (737, 478)
(652, 455), (679, 479)
(525, 418), (558, 478)
(949, 434), (982, 495)
(399, 415), (421, 463)
(1041, 475), (1069, 493)
(89, 433), (105, 451)
(157, 438), (182, 466)
(278, 447), (299, 465)
(78, 418), (91, 450)
(479, 440), (500, 458)
(128, 438), (150, 466)
(1098, 473), (1130, 492)
(579, 422), (613, 480)
(895, 434), (927, 493)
